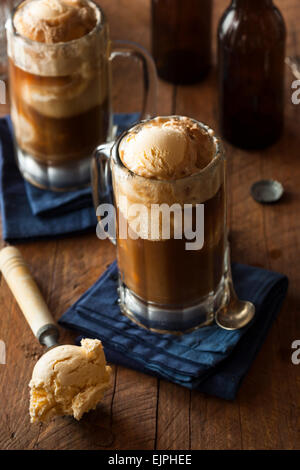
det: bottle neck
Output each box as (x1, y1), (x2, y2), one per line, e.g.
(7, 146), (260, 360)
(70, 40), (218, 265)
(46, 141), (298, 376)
(232, 0), (273, 8)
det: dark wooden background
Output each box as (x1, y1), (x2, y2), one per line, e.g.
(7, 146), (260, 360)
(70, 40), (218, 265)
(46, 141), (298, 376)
(0, 0), (299, 450)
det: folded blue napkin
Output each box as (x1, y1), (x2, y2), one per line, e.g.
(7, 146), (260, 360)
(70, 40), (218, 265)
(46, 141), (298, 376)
(25, 185), (93, 217)
(59, 261), (288, 400)
(0, 114), (139, 241)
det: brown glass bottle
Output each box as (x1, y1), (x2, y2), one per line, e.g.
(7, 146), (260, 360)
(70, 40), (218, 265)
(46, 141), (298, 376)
(151, 0), (212, 85)
(218, 0), (286, 149)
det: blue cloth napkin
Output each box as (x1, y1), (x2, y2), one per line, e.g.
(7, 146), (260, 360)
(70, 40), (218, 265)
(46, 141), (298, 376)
(59, 261), (288, 400)
(25, 185), (93, 217)
(0, 114), (139, 241)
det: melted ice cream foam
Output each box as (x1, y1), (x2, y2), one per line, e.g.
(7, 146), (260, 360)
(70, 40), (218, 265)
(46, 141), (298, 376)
(14, 0), (99, 43)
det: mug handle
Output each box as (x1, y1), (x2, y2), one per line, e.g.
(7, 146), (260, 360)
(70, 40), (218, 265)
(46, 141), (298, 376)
(110, 39), (158, 120)
(91, 142), (116, 245)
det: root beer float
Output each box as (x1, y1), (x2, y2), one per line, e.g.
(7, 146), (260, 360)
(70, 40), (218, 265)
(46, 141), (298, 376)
(7, 0), (111, 189)
(109, 116), (228, 332)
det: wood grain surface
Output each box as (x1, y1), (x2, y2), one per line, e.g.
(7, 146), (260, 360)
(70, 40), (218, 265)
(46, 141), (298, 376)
(0, 0), (299, 450)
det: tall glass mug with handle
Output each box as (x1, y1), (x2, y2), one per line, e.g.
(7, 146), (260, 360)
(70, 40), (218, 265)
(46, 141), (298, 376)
(6, 0), (157, 190)
(92, 116), (230, 333)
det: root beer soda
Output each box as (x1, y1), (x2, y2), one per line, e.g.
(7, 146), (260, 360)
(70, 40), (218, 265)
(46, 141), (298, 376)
(218, 0), (286, 149)
(7, 0), (110, 190)
(104, 116), (229, 332)
(151, 0), (212, 84)
(7, 0), (158, 191)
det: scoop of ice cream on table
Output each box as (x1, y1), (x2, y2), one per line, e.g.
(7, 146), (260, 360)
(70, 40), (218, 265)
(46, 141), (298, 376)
(29, 338), (111, 423)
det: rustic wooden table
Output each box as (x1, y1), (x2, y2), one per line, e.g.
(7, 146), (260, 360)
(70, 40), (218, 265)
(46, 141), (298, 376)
(0, 0), (299, 450)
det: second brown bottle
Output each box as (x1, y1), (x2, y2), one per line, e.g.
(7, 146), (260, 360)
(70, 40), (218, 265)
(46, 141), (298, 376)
(151, 0), (212, 85)
(218, 0), (286, 149)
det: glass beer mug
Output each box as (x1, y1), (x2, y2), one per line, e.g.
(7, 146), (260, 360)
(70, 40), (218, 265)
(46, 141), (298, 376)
(6, 0), (157, 190)
(92, 116), (230, 333)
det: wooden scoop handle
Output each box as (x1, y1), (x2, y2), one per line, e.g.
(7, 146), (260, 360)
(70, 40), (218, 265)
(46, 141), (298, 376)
(0, 246), (59, 346)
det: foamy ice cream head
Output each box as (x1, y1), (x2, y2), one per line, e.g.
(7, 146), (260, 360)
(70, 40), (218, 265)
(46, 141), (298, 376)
(13, 0), (99, 43)
(119, 116), (215, 180)
(29, 338), (111, 423)
(115, 116), (223, 241)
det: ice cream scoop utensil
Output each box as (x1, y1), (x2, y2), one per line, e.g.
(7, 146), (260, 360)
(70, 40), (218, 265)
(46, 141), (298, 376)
(0, 246), (59, 348)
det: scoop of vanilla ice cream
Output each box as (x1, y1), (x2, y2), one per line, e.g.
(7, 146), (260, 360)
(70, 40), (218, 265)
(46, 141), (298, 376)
(29, 338), (111, 423)
(119, 117), (212, 180)
(14, 0), (98, 43)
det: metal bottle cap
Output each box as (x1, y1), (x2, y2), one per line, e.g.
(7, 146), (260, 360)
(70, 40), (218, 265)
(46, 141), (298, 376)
(250, 180), (284, 204)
